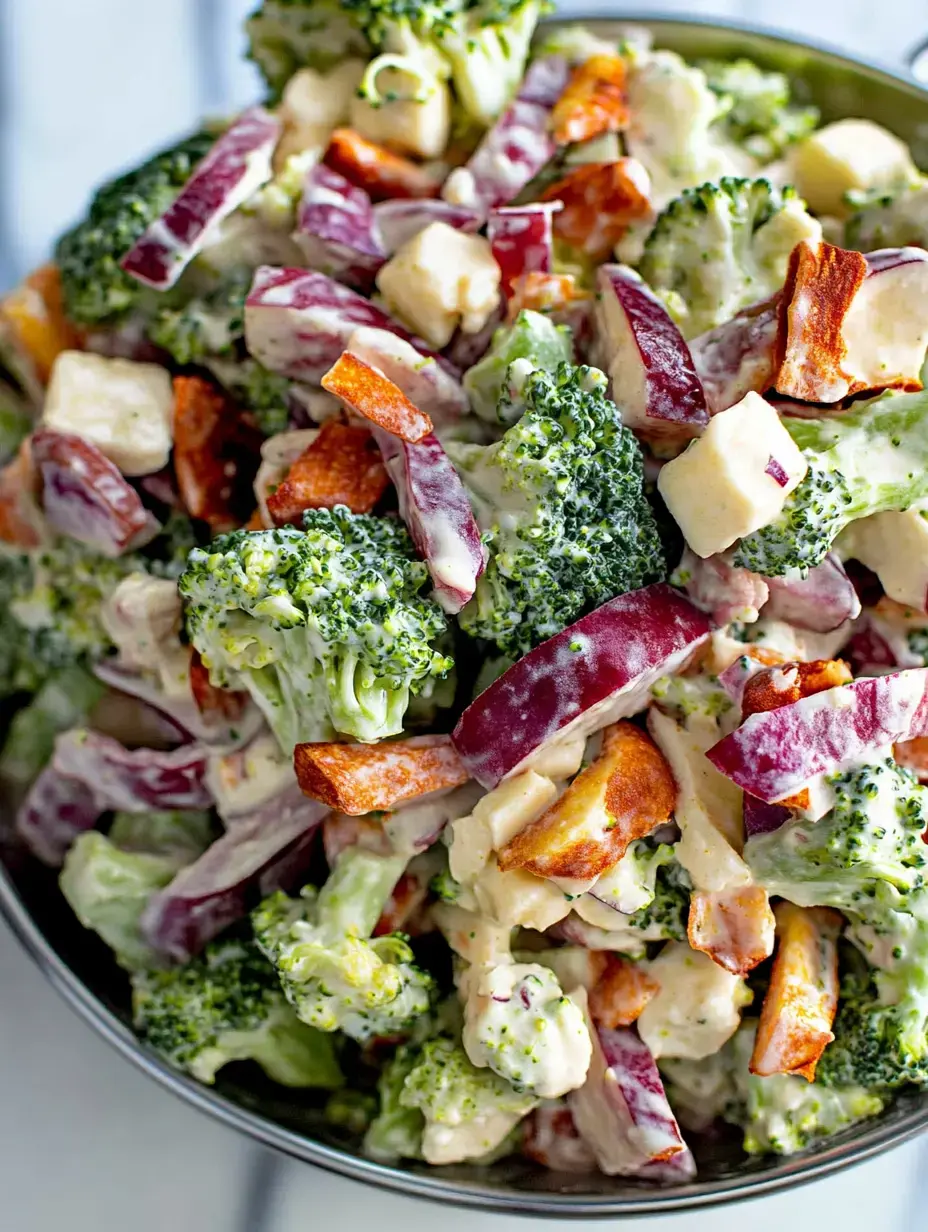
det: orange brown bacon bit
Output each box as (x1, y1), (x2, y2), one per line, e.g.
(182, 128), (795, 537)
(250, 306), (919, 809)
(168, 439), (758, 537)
(189, 648), (248, 720)
(551, 55), (630, 146)
(173, 376), (262, 533)
(0, 264), (83, 386)
(506, 271), (589, 322)
(539, 159), (651, 261)
(588, 953), (660, 1028)
(750, 901), (843, 1080)
(0, 439), (44, 547)
(774, 240), (867, 403)
(294, 735), (470, 815)
(373, 872), (429, 937)
(322, 352), (433, 443)
(266, 419), (389, 526)
(325, 129), (441, 202)
(688, 885), (776, 976)
(497, 721), (675, 882)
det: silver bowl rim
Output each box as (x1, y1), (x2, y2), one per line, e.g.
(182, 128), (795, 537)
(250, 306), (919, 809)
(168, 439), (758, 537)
(4, 11), (928, 1216)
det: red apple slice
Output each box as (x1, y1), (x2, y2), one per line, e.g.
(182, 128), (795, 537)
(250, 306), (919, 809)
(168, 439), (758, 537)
(52, 728), (212, 811)
(763, 553), (861, 633)
(522, 1105), (597, 1174)
(673, 546), (769, 626)
(594, 265), (708, 443)
(16, 764), (103, 866)
(488, 203), (561, 299)
(708, 668), (928, 807)
(452, 584), (713, 788)
(121, 108), (280, 290)
(373, 199), (483, 255)
(294, 164), (386, 291)
(689, 295), (781, 415)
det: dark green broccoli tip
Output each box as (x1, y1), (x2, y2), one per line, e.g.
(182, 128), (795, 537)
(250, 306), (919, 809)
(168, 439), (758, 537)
(456, 361), (667, 658)
(148, 269), (250, 367)
(700, 58), (819, 161)
(245, 1), (373, 98)
(55, 130), (216, 327)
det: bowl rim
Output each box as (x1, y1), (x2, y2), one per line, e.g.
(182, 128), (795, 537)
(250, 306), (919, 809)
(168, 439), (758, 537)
(5, 11), (928, 1217)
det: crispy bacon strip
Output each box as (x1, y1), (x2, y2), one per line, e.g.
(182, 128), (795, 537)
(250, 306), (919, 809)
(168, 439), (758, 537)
(173, 376), (262, 533)
(321, 352), (433, 443)
(0, 439), (44, 546)
(373, 871), (429, 937)
(189, 649), (248, 720)
(325, 129), (441, 202)
(498, 722), (675, 881)
(687, 885), (776, 976)
(266, 420), (388, 525)
(588, 953), (660, 1028)
(750, 901), (843, 1080)
(895, 735), (928, 783)
(0, 264), (82, 385)
(540, 160), (651, 260)
(774, 240), (867, 402)
(294, 735), (470, 815)
(551, 55), (630, 146)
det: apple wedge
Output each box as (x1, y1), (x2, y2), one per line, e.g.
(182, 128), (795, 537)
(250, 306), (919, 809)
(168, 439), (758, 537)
(594, 265), (708, 443)
(373, 199), (482, 254)
(497, 721), (675, 882)
(763, 553), (861, 632)
(293, 164), (386, 291)
(689, 295), (781, 415)
(488, 203), (561, 299)
(673, 547), (769, 626)
(452, 584), (713, 788)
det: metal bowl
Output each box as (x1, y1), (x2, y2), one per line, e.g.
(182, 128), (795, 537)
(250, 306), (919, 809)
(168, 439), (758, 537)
(4, 14), (928, 1217)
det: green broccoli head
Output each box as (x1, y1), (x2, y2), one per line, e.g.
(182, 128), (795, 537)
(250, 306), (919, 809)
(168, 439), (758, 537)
(745, 757), (928, 921)
(252, 847), (434, 1042)
(700, 58), (819, 162)
(844, 180), (928, 252)
(463, 310), (573, 425)
(133, 937), (344, 1087)
(615, 845), (692, 935)
(180, 508), (453, 748)
(246, 1), (374, 97)
(0, 378), (31, 466)
(733, 390), (928, 577)
(450, 362), (666, 658)
(638, 177), (820, 339)
(55, 130), (216, 327)
(208, 357), (294, 439)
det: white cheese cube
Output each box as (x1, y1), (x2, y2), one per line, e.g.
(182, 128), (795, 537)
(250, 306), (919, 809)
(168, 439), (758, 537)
(350, 72), (451, 159)
(275, 61), (365, 167)
(473, 860), (572, 931)
(787, 120), (918, 217)
(376, 222), (501, 349)
(449, 770), (556, 886)
(840, 504), (928, 611)
(657, 392), (808, 559)
(637, 943), (750, 1060)
(44, 351), (173, 476)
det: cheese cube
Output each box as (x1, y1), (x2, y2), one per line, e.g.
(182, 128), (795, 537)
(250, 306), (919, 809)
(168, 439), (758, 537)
(350, 72), (451, 159)
(275, 61), (365, 167)
(637, 943), (750, 1060)
(449, 770), (557, 886)
(44, 351), (173, 476)
(376, 222), (501, 349)
(840, 505), (928, 611)
(473, 860), (572, 931)
(657, 392), (808, 559)
(787, 120), (918, 217)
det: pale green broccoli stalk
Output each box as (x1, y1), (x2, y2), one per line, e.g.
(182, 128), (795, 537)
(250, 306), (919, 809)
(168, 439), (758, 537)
(55, 130), (216, 326)
(246, 0), (373, 98)
(0, 666), (105, 785)
(60, 812), (214, 970)
(700, 58), (819, 162)
(733, 390), (928, 578)
(463, 310), (573, 425)
(591, 840), (689, 918)
(363, 1042), (426, 1162)
(252, 847), (434, 1042)
(638, 177), (820, 338)
(0, 378), (31, 465)
(133, 937), (344, 1087)
(844, 180), (928, 252)
(650, 671), (734, 726)
(180, 508), (453, 748)
(449, 362), (666, 658)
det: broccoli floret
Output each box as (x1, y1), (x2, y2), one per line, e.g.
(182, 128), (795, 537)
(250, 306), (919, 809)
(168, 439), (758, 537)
(845, 180), (928, 252)
(0, 378), (31, 465)
(733, 390), (928, 577)
(252, 847), (434, 1042)
(60, 812), (214, 971)
(208, 357), (293, 438)
(55, 130), (216, 327)
(701, 58), (819, 162)
(531, 22), (620, 64)
(133, 937), (344, 1087)
(0, 666), (105, 785)
(594, 842), (692, 927)
(246, 0), (374, 98)
(364, 1042), (426, 1162)
(325, 1087), (379, 1135)
(638, 177), (820, 339)
(650, 672), (734, 725)
(449, 362), (666, 658)
(463, 310), (573, 425)
(180, 508), (452, 748)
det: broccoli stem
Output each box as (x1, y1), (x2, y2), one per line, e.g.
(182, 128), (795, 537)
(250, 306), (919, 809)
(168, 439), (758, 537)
(318, 848), (408, 938)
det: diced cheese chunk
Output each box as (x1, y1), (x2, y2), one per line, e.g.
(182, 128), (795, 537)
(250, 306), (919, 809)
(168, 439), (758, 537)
(275, 61), (365, 167)
(473, 860), (572, 931)
(787, 120), (919, 217)
(840, 504), (928, 611)
(637, 943), (750, 1060)
(657, 392), (807, 559)
(350, 71), (451, 159)
(44, 351), (173, 476)
(449, 770), (557, 886)
(376, 222), (501, 349)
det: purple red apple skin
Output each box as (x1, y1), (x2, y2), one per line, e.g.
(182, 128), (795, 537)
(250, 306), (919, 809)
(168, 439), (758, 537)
(452, 584), (713, 788)
(373, 200), (483, 254)
(295, 164), (386, 291)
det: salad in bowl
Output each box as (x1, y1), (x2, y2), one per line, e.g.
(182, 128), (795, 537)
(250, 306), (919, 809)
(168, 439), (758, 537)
(2, 1), (928, 1186)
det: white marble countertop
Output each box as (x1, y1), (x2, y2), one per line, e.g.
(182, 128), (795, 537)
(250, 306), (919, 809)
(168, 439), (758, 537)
(3, 3), (928, 1229)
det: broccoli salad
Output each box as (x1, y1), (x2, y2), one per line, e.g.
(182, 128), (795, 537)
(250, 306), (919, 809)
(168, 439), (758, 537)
(4, 4), (928, 1184)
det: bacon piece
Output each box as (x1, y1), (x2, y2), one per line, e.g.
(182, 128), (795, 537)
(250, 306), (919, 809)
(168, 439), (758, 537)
(497, 722), (675, 882)
(325, 128), (440, 202)
(750, 902), (842, 1080)
(173, 376), (262, 532)
(321, 352), (433, 442)
(0, 439), (45, 546)
(265, 419), (388, 525)
(540, 159), (651, 260)
(687, 885), (776, 976)
(507, 271), (586, 319)
(189, 649), (248, 721)
(588, 954), (660, 1028)
(895, 735), (928, 782)
(774, 240), (867, 402)
(294, 735), (470, 815)
(551, 55), (630, 146)
(0, 264), (82, 386)
(372, 871), (429, 937)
